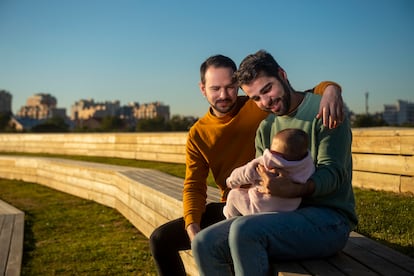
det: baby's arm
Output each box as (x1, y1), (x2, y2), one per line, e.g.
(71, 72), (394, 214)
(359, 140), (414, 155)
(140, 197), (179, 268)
(226, 157), (263, 188)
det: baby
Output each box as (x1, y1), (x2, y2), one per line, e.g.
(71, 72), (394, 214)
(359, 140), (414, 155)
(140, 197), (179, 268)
(223, 128), (315, 218)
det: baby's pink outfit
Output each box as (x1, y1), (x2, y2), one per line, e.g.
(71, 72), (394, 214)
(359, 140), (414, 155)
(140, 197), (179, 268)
(223, 149), (315, 219)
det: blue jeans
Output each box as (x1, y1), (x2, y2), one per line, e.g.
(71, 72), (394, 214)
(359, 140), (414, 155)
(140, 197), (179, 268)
(191, 207), (350, 276)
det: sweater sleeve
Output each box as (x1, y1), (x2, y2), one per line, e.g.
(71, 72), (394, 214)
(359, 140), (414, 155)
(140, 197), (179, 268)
(226, 156), (262, 188)
(182, 132), (209, 229)
(311, 81), (342, 95)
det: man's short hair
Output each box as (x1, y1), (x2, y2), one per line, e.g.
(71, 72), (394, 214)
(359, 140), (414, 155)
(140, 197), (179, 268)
(236, 50), (281, 86)
(200, 55), (237, 84)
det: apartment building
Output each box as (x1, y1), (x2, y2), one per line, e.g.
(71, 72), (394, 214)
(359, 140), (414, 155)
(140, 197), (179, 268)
(70, 99), (120, 120)
(383, 100), (414, 125)
(17, 93), (66, 119)
(71, 99), (170, 121)
(133, 101), (170, 121)
(0, 90), (12, 114)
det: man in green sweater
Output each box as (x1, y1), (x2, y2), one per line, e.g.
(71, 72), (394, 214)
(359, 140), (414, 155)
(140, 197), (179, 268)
(192, 50), (357, 276)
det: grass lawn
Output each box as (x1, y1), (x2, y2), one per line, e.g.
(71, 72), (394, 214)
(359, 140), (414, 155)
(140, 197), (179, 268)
(0, 179), (157, 275)
(0, 153), (413, 275)
(353, 188), (414, 257)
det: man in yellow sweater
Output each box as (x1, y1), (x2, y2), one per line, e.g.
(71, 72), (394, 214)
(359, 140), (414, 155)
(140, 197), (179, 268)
(149, 54), (343, 276)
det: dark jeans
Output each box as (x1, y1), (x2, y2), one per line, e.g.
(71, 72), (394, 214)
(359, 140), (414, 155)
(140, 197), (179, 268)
(149, 202), (226, 276)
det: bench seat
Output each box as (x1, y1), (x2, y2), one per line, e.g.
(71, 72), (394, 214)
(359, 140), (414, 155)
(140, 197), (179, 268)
(0, 199), (24, 276)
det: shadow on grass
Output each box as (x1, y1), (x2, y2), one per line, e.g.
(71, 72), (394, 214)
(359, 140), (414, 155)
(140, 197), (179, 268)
(22, 211), (35, 268)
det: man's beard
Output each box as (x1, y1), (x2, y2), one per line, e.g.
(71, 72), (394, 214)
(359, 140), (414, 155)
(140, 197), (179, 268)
(265, 80), (291, 116)
(211, 99), (236, 115)
(279, 79), (292, 115)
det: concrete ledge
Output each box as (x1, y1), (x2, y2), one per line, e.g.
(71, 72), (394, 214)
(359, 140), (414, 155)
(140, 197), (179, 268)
(0, 199), (24, 276)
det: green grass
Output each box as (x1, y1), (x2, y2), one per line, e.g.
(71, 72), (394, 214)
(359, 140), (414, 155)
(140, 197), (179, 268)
(0, 179), (157, 275)
(0, 152), (413, 275)
(353, 188), (414, 257)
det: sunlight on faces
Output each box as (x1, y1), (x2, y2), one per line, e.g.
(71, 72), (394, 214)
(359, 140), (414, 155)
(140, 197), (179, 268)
(241, 76), (290, 116)
(199, 67), (238, 117)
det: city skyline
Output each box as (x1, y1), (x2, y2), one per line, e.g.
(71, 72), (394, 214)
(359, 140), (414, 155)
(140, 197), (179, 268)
(5, 89), (411, 118)
(1, 0), (413, 117)
(6, 91), (170, 120)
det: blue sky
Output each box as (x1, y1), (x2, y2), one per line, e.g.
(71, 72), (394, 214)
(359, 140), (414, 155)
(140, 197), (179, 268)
(1, 0), (413, 117)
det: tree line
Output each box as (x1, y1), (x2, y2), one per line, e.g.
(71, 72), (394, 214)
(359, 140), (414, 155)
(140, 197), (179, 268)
(0, 113), (198, 133)
(0, 112), (413, 133)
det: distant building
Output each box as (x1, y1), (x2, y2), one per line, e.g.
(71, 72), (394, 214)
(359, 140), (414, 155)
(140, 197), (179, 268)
(0, 90), (12, 114)
(383, 100), (414, 125)
(133, 101), (170, 121)
(70, 99), (120, 120)
(118, 103), (136, 120)
(71, 99), (170, 121)
(17, 93), (67, 119)
(8, 117), (45, 131)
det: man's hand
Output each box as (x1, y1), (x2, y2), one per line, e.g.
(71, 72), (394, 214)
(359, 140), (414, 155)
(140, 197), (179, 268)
(186, 223), (201, 242)
(316, 85), (344, 129)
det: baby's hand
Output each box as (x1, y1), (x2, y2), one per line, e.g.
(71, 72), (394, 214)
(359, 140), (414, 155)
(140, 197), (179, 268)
(257, 185), (267, 193)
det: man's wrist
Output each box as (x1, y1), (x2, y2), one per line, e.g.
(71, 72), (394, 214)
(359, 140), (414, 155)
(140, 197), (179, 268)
(326, 84), (342, 94)
(186, 223), (200, 232)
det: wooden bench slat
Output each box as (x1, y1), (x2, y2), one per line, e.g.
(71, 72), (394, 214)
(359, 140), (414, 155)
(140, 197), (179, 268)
(300, 259), (346, 276)
(352, 154), (414, 176)
(0, 215), (14, 275)
(0, 200), (24, 276)
(326, 251), (380, 276)
(0, 201), (22, 215)
(348, 232), (414, 274)
(343, 237), (413, 276)
(6, 213), (24, 276)
(122, 169), (221, 203)
(274, 261), (312, 276)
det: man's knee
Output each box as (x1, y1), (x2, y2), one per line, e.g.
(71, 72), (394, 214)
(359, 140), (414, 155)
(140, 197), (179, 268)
(150, 222), (177, 252)
(149, 227), (164, 253)
(229, 216), (258, 242)
(191, 226), (216, 256)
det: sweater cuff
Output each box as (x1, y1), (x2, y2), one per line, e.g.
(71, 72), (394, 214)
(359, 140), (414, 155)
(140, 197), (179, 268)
(313, 81), (342, 95)
(184, 214), (201, 229)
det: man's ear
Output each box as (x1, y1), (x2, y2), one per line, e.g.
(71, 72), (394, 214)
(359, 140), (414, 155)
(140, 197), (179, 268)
(278, 68), (287, 80)
(199, 82), (207, 97)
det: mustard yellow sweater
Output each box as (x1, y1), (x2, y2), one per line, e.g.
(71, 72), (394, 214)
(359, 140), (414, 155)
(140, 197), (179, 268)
(183, 81), (335, 228)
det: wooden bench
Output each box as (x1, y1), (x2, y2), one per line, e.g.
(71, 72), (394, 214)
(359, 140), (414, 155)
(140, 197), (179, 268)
(123, 169), (414, 276)
(0, 199), (24, 276)
(0, 155), (413, 275)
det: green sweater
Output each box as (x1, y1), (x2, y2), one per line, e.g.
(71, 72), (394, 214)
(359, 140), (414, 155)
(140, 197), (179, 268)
(255, 92), (358, 228)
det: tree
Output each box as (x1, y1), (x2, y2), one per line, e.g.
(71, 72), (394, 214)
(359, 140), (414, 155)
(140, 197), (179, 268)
(31, 116), (69, 133)
(0, 112), (11, 132)
(168, 115), (197, 131)
(136, 117), (169, 132)
(99, 116), (126, 132)
(352, 114), (388, 128)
